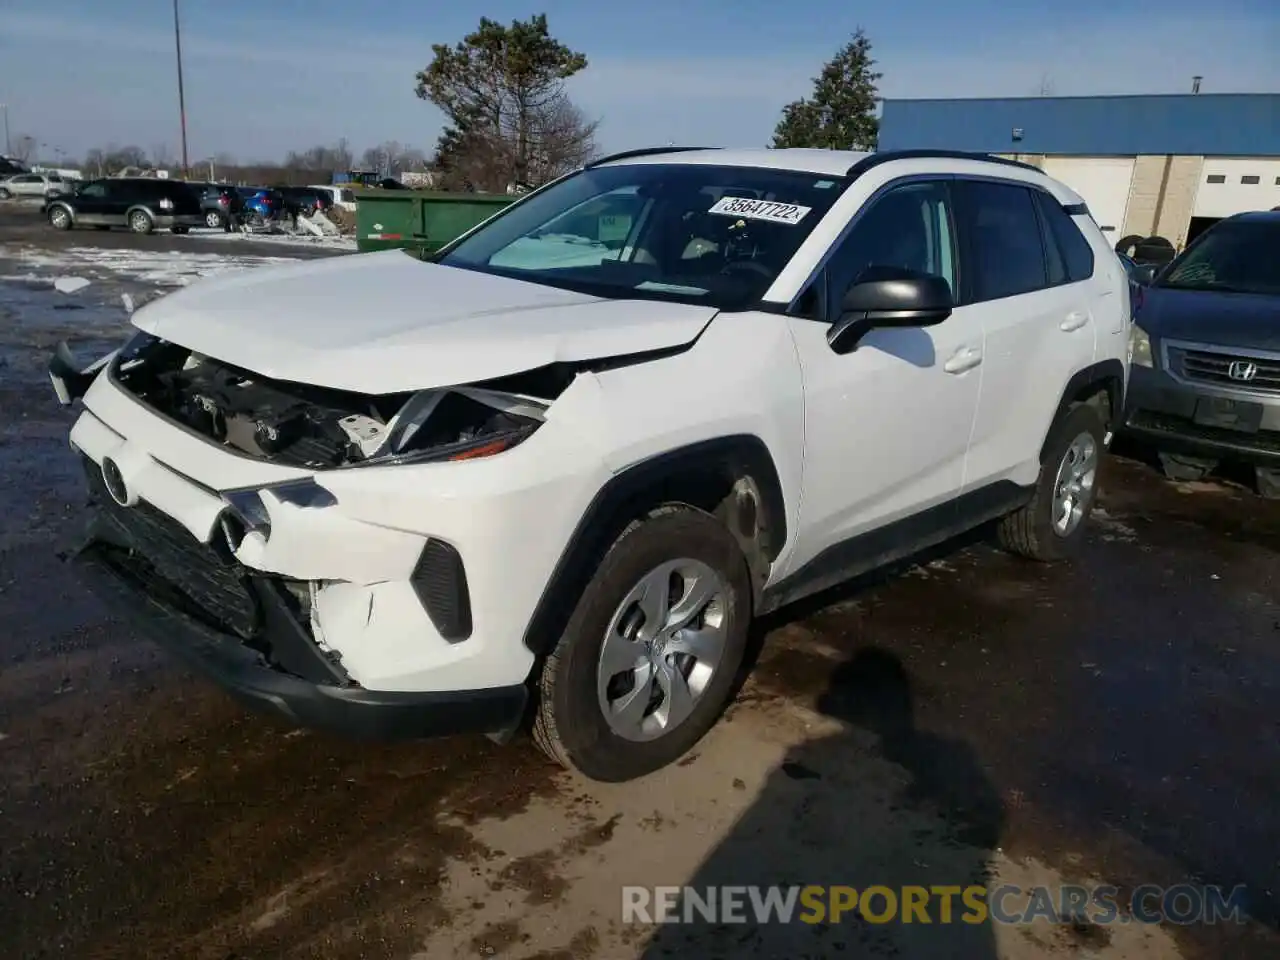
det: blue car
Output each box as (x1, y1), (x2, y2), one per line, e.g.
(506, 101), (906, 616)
(236, 186), (284, 222)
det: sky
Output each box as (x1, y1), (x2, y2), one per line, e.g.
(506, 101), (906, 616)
(1, 0), (1277, 166)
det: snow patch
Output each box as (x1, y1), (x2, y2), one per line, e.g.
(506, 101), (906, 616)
(53, 276), (91, 294)
(5, 246), (301, 286)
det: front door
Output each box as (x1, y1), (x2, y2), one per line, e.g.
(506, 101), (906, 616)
(781, 178), (984, 580)
(72, 181), (111, 224)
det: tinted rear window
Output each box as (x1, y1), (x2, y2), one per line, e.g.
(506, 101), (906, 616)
(1035, 192), (1095, 283)
(959, 180), (1048, 301)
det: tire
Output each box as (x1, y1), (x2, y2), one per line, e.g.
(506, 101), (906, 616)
(47, 206), (73, 230)
(0, 188), (11, 200)
(1158, 452), (1217, 482)
(1256, 467), (1280, 499)
(128, 209), (153, 235)
(532, 507), (752, 782)
(1115, 234), (1143, 258)
(205, 210), (225, 229)
(998, 404), (1106, 561)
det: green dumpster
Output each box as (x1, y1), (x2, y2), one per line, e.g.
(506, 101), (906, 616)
(354, 191), (516, 255)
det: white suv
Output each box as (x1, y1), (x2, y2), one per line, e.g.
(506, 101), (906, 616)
(52, 148), (1129, 781)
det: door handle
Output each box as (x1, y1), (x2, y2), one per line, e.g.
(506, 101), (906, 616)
(1060, 312), (1089, 332)
(943, 347), (983, 374)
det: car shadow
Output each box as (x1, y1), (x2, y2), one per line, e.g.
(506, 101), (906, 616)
(640, 643), (1004, 958)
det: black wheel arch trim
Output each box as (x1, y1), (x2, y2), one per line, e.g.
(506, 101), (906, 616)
(1040, 359), (1126, 463)
(520, 434), (788, 658)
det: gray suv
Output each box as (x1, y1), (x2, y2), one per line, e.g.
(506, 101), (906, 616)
(1123, 211), (1280, 495)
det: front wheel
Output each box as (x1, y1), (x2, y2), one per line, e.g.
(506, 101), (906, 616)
(48, 206), (73, 230)
(0, 188), (11, 200)
(205, 210), (225, 229)
(998, 404), (1106, 561)
(128, 209), (153, 234)
(533, 507), (752, 782)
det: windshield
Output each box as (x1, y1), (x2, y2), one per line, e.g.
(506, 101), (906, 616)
(1158, 221), (1280, 295)
(438, 163), (847, 309)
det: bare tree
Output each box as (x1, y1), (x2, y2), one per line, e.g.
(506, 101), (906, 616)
(1036, 73), (1056, 97)
(360, 141), (430, 176)
(150, 142), (175, 170)
(83, 148), (107, 178)
(11, 134), (36, 164)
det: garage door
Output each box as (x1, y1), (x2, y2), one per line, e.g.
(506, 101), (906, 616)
(1041, 157), (1136, 239)
(1194, 159), (1280, 219)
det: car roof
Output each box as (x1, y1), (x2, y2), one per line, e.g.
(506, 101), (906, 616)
(596, 147), (870, 176)
(592, 146), (1083, 205)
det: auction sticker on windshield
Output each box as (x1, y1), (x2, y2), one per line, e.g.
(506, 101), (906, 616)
(707, 196), (812, 225)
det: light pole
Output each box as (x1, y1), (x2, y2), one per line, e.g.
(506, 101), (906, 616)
(1, 103), (10, 156)
(173, 0), (190, 175)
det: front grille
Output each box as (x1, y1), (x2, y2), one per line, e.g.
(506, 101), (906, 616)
(1168, 346), (1280, 396)
(83, 459), (260, 637)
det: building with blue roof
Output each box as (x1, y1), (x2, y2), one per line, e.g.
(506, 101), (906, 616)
(878, 94), (1280, 248)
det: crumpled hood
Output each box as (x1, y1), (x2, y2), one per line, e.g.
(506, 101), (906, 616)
(131, 250), (718, 393)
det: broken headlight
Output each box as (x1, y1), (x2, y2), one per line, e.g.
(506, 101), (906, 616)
(353, 387), (547, 467)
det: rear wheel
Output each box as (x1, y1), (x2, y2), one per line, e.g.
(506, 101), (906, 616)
(205, 210), (225, 229)
(533, 507), (752, 782)
(999, 404), (1106, 561)
(47, 206), (72, 230)
(128, 209), (153, 234)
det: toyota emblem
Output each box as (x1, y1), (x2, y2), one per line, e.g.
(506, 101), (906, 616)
(1227, 360), (1258, 382)
(101, 457), (129, 506)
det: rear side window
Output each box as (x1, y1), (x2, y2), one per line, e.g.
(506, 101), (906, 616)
(1035, 192), (1095, 282)
(958, 180), (1046, 301)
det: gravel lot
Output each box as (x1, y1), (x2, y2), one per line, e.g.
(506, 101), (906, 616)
(1, 206), (1278, 960)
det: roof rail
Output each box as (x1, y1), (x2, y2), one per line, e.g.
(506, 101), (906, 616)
(845, 149), (1044, 178)
(587, 146), (719, 168)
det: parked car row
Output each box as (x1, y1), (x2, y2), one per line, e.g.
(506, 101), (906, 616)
(39, 178), (339, 234)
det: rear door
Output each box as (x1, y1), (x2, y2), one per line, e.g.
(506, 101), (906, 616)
(958, 178), (1099, 490)
(102, 180), (139, 224)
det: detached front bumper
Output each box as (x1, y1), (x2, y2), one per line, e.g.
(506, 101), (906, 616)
(68, 509), (528, 741)
(1122, 364), (1280, 466)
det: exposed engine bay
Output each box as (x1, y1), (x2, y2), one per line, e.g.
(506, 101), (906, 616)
(110, 334), (557, 468)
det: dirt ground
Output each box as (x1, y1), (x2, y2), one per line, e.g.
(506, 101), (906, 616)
(1, 218), (1278, 960)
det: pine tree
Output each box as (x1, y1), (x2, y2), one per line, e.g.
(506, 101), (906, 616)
(772, 29), (881, 151)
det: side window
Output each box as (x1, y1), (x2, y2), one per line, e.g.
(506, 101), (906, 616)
(78, 181), (107, 199)
(823, 180), (957, 318)
(959, 180), (1047, 301)
(1035, 192), (1096, 282)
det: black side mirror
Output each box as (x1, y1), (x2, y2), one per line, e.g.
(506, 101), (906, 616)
(828, 266), (954, 355)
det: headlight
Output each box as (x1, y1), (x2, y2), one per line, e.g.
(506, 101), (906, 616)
(360, 424), (539, 467)
(1129, 324), (1153, 368)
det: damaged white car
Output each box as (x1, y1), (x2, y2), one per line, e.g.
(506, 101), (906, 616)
(53, 147), (1128, 781)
